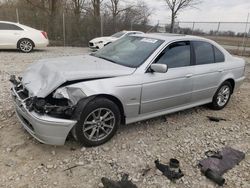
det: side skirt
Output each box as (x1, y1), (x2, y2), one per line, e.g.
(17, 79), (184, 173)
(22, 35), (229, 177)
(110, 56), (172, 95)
(125, 99), (212, 124)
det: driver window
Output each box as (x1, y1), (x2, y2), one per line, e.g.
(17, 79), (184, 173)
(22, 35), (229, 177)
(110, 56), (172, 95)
(155, 41), (191, 68)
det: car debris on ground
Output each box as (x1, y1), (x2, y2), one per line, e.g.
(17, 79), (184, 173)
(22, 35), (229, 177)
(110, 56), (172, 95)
(101, 174), (138, 188)
(155, 159), (184, 181)
(0, 48), (249, 188)
(199, 147), (245, 186)
(207, 116), (227, 122)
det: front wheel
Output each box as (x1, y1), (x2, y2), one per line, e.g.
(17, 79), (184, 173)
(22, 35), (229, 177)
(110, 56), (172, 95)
(18, 39), (34, 53)
(208, 81), (232, 110)
(73, 97), (121, 147)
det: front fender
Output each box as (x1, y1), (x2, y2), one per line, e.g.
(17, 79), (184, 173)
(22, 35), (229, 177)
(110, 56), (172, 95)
(71, 95), (97, 121)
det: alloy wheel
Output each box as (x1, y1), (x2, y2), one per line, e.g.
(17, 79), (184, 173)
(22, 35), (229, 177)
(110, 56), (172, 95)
(216, 85), (230, 107)
(20, 40), (33, 52)
(83, 108), (115, 141)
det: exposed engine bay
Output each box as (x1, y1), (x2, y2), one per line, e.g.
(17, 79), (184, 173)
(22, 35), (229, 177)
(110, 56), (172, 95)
(10, 75), (75, 119)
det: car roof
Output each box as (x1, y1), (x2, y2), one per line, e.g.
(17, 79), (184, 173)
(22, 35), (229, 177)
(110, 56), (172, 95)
(134, 32), (231, 57)
(135, 33), (210, 42)
(123, 30), (144, 34)
(0, 21), (19, 25)
(0, 21), (25, 28)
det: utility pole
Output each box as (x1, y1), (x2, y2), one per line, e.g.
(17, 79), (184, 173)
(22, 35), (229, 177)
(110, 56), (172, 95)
(100, 14), (103, 36)
(16, 8), (19, 23)
(63, 12), (66, 46)
(241, 13), (249, 55)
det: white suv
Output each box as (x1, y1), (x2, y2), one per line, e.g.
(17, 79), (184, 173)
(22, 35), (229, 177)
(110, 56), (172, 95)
(0, 21), (49, 53)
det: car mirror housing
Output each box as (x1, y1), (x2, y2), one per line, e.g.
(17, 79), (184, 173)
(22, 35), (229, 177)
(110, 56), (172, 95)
(150, 64), (168, 73)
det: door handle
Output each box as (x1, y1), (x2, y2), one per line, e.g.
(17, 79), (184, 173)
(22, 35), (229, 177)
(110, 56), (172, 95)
(185, 74), (193, 78)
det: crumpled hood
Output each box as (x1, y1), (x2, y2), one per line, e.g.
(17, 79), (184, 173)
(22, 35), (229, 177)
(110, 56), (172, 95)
(90, 36), (117, 43)
(22, 55), (135, 97)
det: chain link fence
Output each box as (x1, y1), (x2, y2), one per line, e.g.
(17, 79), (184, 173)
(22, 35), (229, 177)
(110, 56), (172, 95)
(0, 7), (150, 47)
(1, 6), (250, 56)
(156, 21), (250, 56)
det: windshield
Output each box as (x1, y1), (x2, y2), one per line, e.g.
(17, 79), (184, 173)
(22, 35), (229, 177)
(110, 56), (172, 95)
(92, 36), (164, 68)
(111, 31), (126, 38)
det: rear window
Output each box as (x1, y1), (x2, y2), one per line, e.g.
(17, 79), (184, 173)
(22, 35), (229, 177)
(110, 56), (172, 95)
(0, 23), (23, 30)
(214, 46), (225, 62)
(193, 41), (214, 65)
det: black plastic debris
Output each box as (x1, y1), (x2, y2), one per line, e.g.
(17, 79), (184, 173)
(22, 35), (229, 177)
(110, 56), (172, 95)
(141, 165), (151, 176)
(155, 159), (184, 181)
(205, 150), (223, 159)
(9, 75), (19, 85)
(199, 147), (245, 186)
(101, 174), (138, 188)
(207, 116), (227, 122)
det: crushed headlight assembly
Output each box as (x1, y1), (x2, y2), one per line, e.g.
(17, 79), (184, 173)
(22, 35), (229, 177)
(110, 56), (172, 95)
(25, 97), (75, 118)
(53, 87), (87, 105)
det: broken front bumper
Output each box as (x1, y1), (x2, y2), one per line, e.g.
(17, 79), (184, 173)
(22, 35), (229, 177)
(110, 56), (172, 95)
(11, 87), (77, 145)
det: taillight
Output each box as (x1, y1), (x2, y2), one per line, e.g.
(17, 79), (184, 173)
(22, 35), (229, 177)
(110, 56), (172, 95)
(41, 31), (48, 39)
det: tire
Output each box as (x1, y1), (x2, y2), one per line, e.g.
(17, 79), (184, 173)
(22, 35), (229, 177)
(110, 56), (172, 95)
(73, 97), (121, 147)
(208, 81), (233, 110)
(18, 39), (34, 53)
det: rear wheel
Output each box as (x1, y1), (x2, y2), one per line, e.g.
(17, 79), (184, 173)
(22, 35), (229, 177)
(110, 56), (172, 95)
(73, 97), (121, 147)
(208, 81), (232, 110)
(18, 39), (34, 53)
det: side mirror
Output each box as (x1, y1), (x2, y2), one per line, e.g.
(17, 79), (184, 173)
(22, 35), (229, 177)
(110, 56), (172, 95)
(150, 64), (168, 73)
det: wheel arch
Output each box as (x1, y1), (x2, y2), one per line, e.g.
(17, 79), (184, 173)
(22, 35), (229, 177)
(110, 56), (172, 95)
(72, 94), (126, 125)
(17, 38), (35, 49)
(224, 78), (235, 93)
(97, 94), (125, 124)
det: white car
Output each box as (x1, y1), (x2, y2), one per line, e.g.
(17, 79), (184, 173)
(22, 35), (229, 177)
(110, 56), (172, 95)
(88, 30), (144, 50)
(0, 21), (49, 53)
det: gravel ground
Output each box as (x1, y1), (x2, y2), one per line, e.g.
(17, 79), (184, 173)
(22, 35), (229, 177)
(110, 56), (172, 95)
(0, 47), (249, 188)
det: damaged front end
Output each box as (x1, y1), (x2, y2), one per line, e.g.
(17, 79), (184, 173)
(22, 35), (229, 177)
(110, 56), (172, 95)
(10, 75), (77, 119)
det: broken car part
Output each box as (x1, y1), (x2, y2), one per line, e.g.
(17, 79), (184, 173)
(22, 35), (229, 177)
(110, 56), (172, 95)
(207, 116), (227, 122)
(203, 168), (225, 186)
(199, 147), (245, 186)
(11, 79), (76, 119)
(101, 174), (138, 188)
(155, 159), (184, 181)
(205, 150), (223, 159)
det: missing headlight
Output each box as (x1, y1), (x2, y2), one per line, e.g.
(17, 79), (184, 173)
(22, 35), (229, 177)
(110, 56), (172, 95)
(26, 96), (75, 119)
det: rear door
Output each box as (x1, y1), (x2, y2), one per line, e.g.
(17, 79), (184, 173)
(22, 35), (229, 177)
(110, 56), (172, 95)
(191, 41), (225, 103)
(0, 23), (23, 48)
(141, 41), (195, 114)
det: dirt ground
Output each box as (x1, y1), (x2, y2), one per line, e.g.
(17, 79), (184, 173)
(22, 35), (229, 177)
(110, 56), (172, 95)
(0, 47), (249, 188)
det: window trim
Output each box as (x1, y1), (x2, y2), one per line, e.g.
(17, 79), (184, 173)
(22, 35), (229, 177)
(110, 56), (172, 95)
(191, 41), (215, 65)
(0, 23), (24, 30)
(213, 45), (225, 63)
(191, 40), (225, 65)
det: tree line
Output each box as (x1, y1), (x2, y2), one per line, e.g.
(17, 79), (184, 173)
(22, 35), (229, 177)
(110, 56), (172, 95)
(0, 0), (152, 46)
(0, 0), (203, 46)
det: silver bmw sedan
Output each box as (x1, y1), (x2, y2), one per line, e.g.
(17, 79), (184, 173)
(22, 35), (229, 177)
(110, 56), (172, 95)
(10, 33), (245, 146)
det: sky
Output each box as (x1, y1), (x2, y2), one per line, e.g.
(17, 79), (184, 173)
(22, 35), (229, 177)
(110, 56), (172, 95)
(142, 0), (250, 33)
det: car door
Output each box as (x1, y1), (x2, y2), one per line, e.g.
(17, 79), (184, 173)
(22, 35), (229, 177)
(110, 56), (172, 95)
(0, 23), (23, 48)
(140, 41), (194, 114)
(191, 41), (225, 103)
